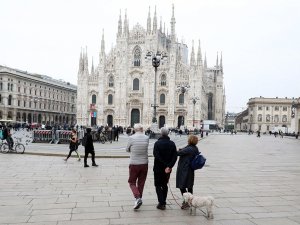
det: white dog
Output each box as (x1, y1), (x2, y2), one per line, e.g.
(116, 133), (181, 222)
(183, 192), (214, 219)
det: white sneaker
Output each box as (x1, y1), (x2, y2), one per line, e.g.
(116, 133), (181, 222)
(133, 198), (142, 210)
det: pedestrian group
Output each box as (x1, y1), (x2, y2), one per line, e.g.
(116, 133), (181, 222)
(63, 123), (203, 211)
(126, 123), (202, 211)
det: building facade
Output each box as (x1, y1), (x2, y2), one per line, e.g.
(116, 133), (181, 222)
(224, 112), (237, 131)
(235, 97), (299, 133)
(76, 5), (226, 129)
(291, 98), (300, 134)
(235, 109), (248, 131)
(0, 65), (77, 126)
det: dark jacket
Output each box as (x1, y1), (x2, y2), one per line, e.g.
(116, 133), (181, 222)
(153, 136), (178, 172)
(69, 133), (78, 151)
(176, 145), (199, 189)
(84, 133), (94, 151)
(2, 128), (8, 139)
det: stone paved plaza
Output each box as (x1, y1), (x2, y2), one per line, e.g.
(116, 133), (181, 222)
(0, 134), (300, 225)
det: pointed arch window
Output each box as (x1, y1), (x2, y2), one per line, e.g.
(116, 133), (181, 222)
(133, 78), (139, 90)
(92, 94), (96, 104)
(108, 94), (113, 105)
(108, 76), (114, 87)
(160, 74), (167, 86)
(160, 94), (165, 105)
(133, 47), (141, 66)
(179, 93), (184, 105)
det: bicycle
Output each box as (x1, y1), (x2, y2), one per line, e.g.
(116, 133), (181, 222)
(0, 139), (4, 153)
(1, 137), (25, 154)
(99, 131), (109, 144)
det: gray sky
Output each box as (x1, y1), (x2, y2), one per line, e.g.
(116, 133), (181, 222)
(1, 0), (299, 113)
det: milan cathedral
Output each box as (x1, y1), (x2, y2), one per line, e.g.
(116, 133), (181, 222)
(76, 5), (226, 129)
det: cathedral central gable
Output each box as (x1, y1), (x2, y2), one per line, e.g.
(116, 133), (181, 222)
(129, 23), (146, 44)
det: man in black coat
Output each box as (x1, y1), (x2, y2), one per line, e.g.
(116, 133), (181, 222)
(83, 128), (98, 168)
(113, 125), (119, 141)
(153, 127), (177, 210)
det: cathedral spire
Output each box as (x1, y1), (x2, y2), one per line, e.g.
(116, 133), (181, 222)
(197, 39), (202, 66)
(91, 57), (95, 75)
(170, 4), (176, 42)
(163, 22), (165, 34)
(123, 9), (129, 37)
(78, 48), (84, 73)
(216, 52), (219, 67)
(84, 46), (89, 73)
(147, 6), (151, 34)
(153, 6), (157, 33)
(204, 52), (207, 69)
(190, 40), (195, 66)
(160, 16), (162, 32)
(117, 10), (122, 37)
(220, 51), (223, 71)
(101, 29), (105, 54)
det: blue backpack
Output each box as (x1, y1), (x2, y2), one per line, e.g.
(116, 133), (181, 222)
(190, 153), (206, 170)
(0, 130), (3, 140)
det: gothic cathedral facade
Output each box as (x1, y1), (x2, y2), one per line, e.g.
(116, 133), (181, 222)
(76, 5), (226, 129)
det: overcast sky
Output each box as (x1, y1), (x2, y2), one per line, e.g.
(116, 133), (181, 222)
(1, 0), (299, 113)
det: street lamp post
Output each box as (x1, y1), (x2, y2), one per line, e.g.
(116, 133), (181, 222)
(145, 51), (167, 129)
(191, 96), (200, 127)
(224, 112), (231, 132)
(177, 84), (190, 127)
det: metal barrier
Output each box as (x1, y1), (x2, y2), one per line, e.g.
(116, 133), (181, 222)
(56, 130), (72, 144)
(32, 130), (72, 144)
(32, 129), (116, 144)
(32, 130), (53, 143)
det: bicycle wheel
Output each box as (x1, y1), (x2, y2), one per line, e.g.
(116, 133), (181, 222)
(100, 136), (105, 144)
(15, 143), (25, 154)
(1, 143), (10, 153)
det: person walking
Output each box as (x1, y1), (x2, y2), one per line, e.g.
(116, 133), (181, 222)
(257, 130), (261, 138)
(126, 123), (149, 210)
(176, 135), (200, 209)
(113, 125), (119, 141)
(83, 128), (98, 168)
(64, 129), (80, 161)
(153, 127), (177, 210)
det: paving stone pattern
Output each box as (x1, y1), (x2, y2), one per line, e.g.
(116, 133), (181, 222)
(0, 134), (299, 225)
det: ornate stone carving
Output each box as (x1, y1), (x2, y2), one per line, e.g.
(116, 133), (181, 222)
(129, 23), (146, 44)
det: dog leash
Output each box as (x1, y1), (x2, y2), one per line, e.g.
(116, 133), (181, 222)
(168, 182), (208, 216)
(168, 182), (183, 208)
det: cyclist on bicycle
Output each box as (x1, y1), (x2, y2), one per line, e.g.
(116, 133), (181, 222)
(3, 125), (14, 150)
